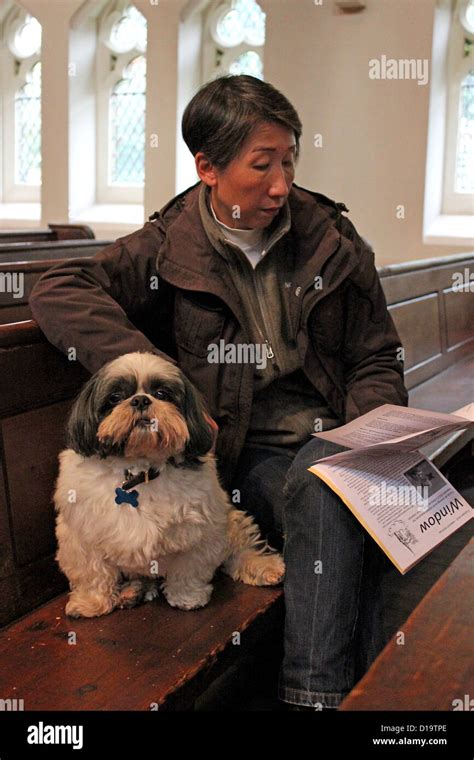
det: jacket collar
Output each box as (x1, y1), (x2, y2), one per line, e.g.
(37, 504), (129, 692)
(197, 182), (292, 264)
(154, 182), (360, 322)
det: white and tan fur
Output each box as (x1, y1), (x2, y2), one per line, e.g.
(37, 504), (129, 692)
(55, 352), (284, 617)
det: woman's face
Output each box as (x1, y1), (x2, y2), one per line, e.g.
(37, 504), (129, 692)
(196, 121), (297, 230)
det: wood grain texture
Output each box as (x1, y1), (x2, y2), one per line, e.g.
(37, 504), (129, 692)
(381, 254), (474, 390)
(0, 224), (95, 244)
(2, 402), (72, 565)
(0, 576), (283, 711)
(340, 539), (474, 711)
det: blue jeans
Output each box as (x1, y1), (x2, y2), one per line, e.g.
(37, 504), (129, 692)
(231, 437), (390, 709)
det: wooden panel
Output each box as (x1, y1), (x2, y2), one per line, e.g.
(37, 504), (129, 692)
(0, 304), (31, 324)
(0, 576), (21, 628)
(388, 293), (441, 370)
(0, 443), (15, 580)
(2, 401), (73, 566)
(409, 354), (474, 413)
(15, 554), (68, 624)
(380, 256), (474, 305)
(340, 540), (474, 711)
(444, 286), (474, 351)
(0, 270), (46, 308)
(0, 341), (89, 417)
(0, 576), (283, 710)
(0, 554), (68, 629)
(403, 341), (474, 391)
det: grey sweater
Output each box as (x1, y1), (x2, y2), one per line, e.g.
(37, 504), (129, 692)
(198, 184), (340, 449)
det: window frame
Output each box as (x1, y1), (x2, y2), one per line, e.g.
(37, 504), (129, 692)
(2, 9), (41, 203)
(96, 2), (146, 205)
(202, 0), (265, 82)
(442, 0), (474, 215)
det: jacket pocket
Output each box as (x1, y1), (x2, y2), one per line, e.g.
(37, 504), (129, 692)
(174, 291), (226, 358)
(309, 291), (345, 355)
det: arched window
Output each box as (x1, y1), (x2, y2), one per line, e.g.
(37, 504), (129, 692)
(203, 0), (266, 81)
(15, 61), (41, 185)
(1, 7), (42, 203)
(97, 2), (147, 203)
(443, 0), (474, 213)
(109, 55), (146, 186)
(454, 70), (474, 194)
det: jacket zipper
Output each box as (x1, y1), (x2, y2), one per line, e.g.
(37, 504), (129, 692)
(225, 245), (277, 363)
(253, 274), (276, 362)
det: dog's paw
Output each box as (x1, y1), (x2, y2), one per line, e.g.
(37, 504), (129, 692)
(162, 583), (212, 610)
(225, 550), (285, 586)
(143, 585), (159, 602)
(65, 593), (114, 618)
(259, 552), (285, 585)
(116, 579), (145, 609)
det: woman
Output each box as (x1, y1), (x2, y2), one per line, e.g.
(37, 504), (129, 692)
(30, 75), (408, 710)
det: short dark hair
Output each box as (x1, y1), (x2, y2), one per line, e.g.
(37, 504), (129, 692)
(181, 75), (302, 170)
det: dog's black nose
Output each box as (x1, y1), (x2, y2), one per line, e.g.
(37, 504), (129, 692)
(130, 395), (152, 411)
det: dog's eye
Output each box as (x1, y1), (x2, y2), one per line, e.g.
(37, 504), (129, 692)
(153, 389), (171, 400)
(108, 393), (123, 405)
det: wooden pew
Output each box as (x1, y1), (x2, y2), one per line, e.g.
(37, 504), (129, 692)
(0, 319), (283, 710)
(0, 223), (94, 244)
(0, 251), (472, 710)
(340, 539), (474, 711)
(382, 252), (474, 464)
(0, 240), (111, 324)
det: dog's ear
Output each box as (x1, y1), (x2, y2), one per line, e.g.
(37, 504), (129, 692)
(182, 376), (213, 459)
(66, 371), (104, 456)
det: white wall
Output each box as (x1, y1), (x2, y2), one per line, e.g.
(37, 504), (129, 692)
(261, 0), (471, 265)
(0, 0), (471, 265)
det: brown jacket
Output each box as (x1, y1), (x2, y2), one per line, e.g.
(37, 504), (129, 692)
(29, 182), (408, 488)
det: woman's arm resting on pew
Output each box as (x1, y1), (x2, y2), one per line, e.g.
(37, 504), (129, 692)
(29, 222), (174, 374)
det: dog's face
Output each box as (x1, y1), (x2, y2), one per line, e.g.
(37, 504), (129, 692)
(66, 352), (213, 464)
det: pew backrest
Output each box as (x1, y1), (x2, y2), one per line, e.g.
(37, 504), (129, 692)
(0, 223), (94, 244)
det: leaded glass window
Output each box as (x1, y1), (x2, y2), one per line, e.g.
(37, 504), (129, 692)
(108, 5), (147, 54)
(214, 0), (265, 47)
(207, 0), (266, 82)
(15, 61), (41, 185)
(109, 55), (146, 186)
(455, 71), (474, 193)
(10, 14), (41, 59)
(229, 50), (264, 79)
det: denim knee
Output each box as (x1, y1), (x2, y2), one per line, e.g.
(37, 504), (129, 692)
(283, 437), (347, 499)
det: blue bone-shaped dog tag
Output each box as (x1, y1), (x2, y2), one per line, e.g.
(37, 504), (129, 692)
(115, 487), (139, 508)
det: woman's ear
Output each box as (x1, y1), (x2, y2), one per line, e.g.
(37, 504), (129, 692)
(194, 151), (219, 187)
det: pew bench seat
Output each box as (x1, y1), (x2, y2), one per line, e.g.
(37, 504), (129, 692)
(410, 354), (474, 466)
(0, 575), (282, 711)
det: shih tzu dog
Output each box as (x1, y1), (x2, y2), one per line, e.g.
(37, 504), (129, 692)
(54, 351), (284, 618)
